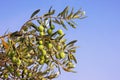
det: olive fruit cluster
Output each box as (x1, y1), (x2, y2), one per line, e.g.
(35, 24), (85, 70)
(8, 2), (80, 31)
(55, 51), (66, 59)
(0, 6), (82, 79)
(38, 25), (45, 36)
(38, 40), (46, 65)
(38, 24), (67, 61)
(11, 55), (21, 66)
(38, 24), (56, 36)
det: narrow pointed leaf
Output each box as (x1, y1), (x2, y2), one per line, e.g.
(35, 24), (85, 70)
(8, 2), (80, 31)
(73, 10), (81, 18)
(67, 22), (76, 28)
(53, 19), (61, 24)
(57, 34), (65, 40)
(30, 9), (40, 18)
(72, 54), (77, 63)
(26, 22), (39, 31)
(66, 40), (77, 47)
(62, 67), (76, 73)
(61, 6), (69, 18)
(51, 31), (58, 37)
(67, 8), (74, 20)
(60, 20), (68, 30)
(44, 10), (55, 16)
(49, 6), (53, 13)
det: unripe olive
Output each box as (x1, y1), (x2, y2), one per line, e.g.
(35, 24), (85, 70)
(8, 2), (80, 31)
(16, 71), (21, 77)
(48, 43), (53, 49)
(40, 32), (44, 36)
(8, 52), (15, 57)
(47, 28), (53, 35)
(41, 78), (46, 80)
(57, 29), (63, 35)
(38, 25), (44, 32)
(50, 25), (55, 30)
(39, 60), (45, 65)
(39, 40), (43, 45)
(12, 56), (17, 63)
(40, 55), (45, 60)
(28, 72), (32, 77)
(4, 74), (8, 78)
(8, 39), (12, 43)
(38, 45), (44, 50)
(41, 49), (46, 56)
(59, 51), (66, 59)
(26, 54), (31, 58)
(57, 45), (61, 50)
(45, 59), (49, 64)
(7, 66), (14, 72)
(29, 59), (34, 63)
(23, 69), (27, 74)
(17, 59), (21, 66)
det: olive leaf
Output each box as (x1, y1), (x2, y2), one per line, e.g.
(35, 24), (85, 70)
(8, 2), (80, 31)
(57, 34), (65, 41)
(57, 6), (69, 18)
(71, 54), (77, 63)
(53, 19), (61, 24)
(60, 20), (68, 30)
(73, 10), (81, 18)
(67, 21), (76, 28)
(44, 10), (55, 17)
(67, 8), (74, 20)
(30, 9), (40, 18)
(26, 22), (39, 31)
(62, 67), (76, 73)
(66, 40), (77, 47)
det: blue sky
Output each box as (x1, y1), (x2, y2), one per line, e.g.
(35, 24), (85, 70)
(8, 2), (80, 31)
(0, 0), (120, 80)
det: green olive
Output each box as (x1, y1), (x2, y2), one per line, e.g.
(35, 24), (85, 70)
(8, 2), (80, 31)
(38, 45), (44, 50)
(47, 28), (53, 35)
(7, 66), (13, 72)
(23, 69), (27, 74)
(28, 72), (32, 77)
(45, 59), (49, 64)
(4, 74), (8, 78)
(29, 59), (34, 63)
(39, 60), (45, 65)
(39, 40), (43, 45)
(48, 43), (53, 49)
(26, 54), (31, 58)
(38, 25), (44, 32)
(41, 49), (46, 56)
(40, 55), (45, 60)
(17, 59), (21, 66)
(59, 51), (66, 59)
(57, 29), (63, 35)
(40, 32), (44, 36)
(12, 56), (17, 63)
(16, 71), (21, 77)
(57, 45), (61, 50)
(41, 78), (46, 80)
(8, 51), (15, 58)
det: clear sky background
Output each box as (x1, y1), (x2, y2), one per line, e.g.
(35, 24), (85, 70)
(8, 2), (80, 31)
(0, 0), (120, 80)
